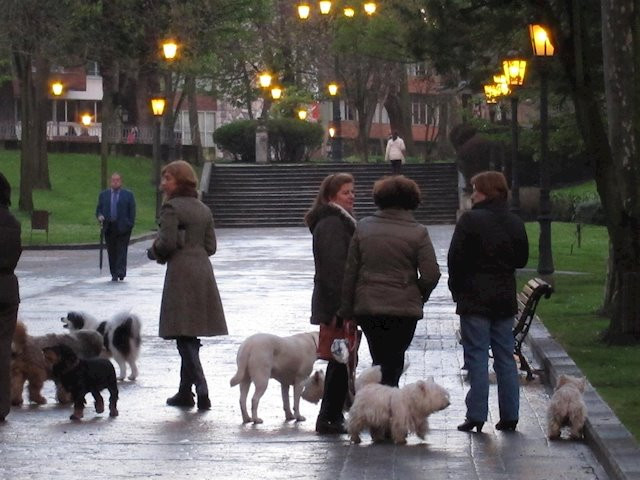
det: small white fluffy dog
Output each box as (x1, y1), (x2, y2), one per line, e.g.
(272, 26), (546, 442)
(547, 374), (587, 440)
(229, 331), (321, 424)
(348, 378), (450, 444)
(62, 311), (142, 381)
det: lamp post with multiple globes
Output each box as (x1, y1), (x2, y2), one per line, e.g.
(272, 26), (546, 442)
(296, 1), (376, 162)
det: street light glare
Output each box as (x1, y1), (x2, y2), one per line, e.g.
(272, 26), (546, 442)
(297, 3), (310, 19)
(364, 2), (376, 15)
(343, 7), (355, 17)
(51, 82), (63, 96)
(81, 114), (92, 126)
(271, 87), (283, 100)
(162, 41), (178, 60)
(529, 24), (555, 57)
(151, 98), (166, 116)
(328, 83), (339, 96)
(258, 72), (272, 89)
(319, 1), (331, 14)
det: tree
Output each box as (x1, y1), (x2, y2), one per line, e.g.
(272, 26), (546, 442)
(412, 0), (638, 342)
(598, 0), (640, 341)
(2, 0), (79, 210)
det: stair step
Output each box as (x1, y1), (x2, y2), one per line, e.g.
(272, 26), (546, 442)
(204, 162), (459, 228)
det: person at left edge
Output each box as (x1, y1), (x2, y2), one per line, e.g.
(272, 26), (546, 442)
(0, 172), (22, 422)
(96, 172), (136, 282)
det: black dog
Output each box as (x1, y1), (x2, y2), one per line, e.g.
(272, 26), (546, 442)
(43, 344), (119, 421)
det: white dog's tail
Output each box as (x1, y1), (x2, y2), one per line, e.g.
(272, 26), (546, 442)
(229, 343), (248, 387)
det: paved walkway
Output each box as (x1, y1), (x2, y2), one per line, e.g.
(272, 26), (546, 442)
(2, 226), (638, 479)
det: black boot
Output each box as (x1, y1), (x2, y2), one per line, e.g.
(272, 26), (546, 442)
(166, 390), (195, 408)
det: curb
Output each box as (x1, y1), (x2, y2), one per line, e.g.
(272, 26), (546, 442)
(22, 232), (157, 251)
(526, 317), (640, 480)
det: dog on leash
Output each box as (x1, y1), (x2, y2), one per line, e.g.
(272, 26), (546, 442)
(347, 378), (450, 444)
(10, 321), (104, 406)
(43, 344), (119, 421)
(229, 331), (322, 424)
(547, 374), (587, 440)
(62, 311), (141, 381)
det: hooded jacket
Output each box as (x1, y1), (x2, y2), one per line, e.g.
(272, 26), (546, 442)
(307, 203), (356, 325)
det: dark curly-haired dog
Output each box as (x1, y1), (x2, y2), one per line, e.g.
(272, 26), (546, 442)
(11, 321), (104, 406)
(43, 344), (119, 421)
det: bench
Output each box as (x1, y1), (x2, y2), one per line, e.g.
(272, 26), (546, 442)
(514, 277), (554, 380)
(454, 277), (554, 380)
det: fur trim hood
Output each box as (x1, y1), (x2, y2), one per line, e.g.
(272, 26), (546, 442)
(306, 202), (356, 233)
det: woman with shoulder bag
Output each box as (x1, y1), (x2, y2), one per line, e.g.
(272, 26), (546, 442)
(148, 160), (228, 411)
(305, 173), (356, 434)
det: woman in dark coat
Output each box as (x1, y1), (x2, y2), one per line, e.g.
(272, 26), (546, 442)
(339, 175), (441, 387)
(448, 171), (529, 433)
(305, 173), (356, 434)
(0, 172), (21, 422)
(149, 160), (227, 411)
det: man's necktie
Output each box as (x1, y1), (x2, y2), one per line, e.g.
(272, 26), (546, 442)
(111, 191), (118, 220)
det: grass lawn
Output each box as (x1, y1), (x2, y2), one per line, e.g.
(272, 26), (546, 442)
(0, 150), (157, 245)
(523, 221), (640, 441)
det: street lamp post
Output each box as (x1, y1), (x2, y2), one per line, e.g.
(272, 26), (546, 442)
(161, 40), (178, 162)
(530, 24), (555, 276)
(151, 97), (166, 221)
(502, 57), (527, 215)
(256, 72), (273, 164)
(51, 82), (63, 137)
(328, 80), (342, 162)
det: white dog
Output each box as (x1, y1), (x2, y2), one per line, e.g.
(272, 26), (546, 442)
(547, 374), (587, 440)
(62, 311), (141, 381)
(229, 331), (321, 424)
(348, 378), (450, 444)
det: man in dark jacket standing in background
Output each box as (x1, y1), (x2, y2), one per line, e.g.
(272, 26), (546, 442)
(96, 172), (136, 282)
(0, 172), (22, 422)
(448, 170), (529, 434)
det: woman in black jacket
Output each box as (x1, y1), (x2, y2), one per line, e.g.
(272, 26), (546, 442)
(448, 171), (529, 433)
(305, 173), (356, 434)
(0, 172), (21, 422)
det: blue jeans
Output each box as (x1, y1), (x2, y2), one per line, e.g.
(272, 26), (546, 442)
(460, 314), (519, 422)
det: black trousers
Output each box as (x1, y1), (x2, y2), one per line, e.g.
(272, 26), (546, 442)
(358, 316), (417, 387)
(390, 159), (402, 175)
(176, 337), (208, 396)
(105, 224), (131, 279)
(0, 303), (18, 420)
(318, 360), (348, 422)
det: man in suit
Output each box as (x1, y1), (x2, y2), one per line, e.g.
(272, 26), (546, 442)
(96, 172), (136, 282)
(0, 172), (21, 422)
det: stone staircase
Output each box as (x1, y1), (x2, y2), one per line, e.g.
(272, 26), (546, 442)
(202, 162), (459, 228)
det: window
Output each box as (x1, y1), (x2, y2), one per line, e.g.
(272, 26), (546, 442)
(86, 61), (100, 76)
(408, 63), (428, 76)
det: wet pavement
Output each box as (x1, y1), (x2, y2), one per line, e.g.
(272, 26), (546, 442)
(2, 226), (635, 479)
